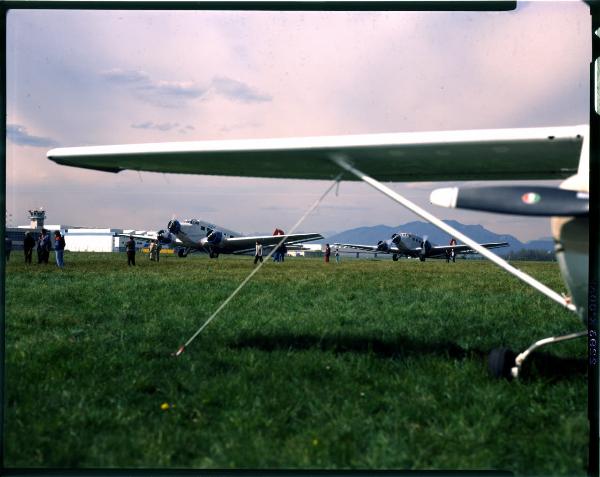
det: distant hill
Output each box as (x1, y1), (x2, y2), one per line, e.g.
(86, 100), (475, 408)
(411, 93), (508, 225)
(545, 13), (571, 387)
(321, 220), (554, 255)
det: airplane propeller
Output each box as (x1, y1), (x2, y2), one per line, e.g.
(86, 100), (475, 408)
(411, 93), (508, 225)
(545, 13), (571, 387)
(376, 240), (390, 252)
(156, 229), (173, 244)
(168, 219), (181, 234)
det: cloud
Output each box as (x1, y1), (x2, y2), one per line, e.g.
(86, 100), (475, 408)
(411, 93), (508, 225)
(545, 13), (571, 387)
(135, 80), (206, 100)
(101, 68), (208, 107)
(210, 76), (272, 103)
(219, 120), (261, 133)
(101, 69), (271, 108)
(131, 121), (195, 133)
(6, 124), (60, 148)
(101, 68), (150, 84)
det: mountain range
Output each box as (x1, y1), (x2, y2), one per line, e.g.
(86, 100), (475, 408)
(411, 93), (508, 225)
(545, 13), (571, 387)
(320, 220), (554, 254)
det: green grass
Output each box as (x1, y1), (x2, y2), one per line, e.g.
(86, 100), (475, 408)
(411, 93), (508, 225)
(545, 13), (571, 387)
(4, 252), (588, 473)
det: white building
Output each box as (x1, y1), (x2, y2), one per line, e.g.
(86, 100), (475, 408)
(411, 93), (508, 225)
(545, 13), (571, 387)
(64, 228), (123, 252)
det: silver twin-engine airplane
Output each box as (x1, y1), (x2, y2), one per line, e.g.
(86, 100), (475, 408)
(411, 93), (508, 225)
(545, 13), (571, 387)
(124, 218), (322, 258)
(334, 232), (508, 261)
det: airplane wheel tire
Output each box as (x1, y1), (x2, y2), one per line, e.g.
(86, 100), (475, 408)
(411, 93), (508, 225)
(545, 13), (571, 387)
(419, 256), (426, 262)
(488, 347), (516, 379)
(392, 255), (398, 261)
(177, 249), (185, 258)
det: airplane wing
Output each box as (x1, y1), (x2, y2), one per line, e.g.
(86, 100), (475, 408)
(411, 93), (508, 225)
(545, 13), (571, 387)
(333, 243), (379, 252)
(224, 233), (323, 254)
(332, 243), (404, 254)
(429, 242), (510, 257)
(47, 125), (584, 182)
(116, 232), (157, 242)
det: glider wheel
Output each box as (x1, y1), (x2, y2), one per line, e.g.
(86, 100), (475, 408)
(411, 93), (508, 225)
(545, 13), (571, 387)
(488, 347), (516, 379)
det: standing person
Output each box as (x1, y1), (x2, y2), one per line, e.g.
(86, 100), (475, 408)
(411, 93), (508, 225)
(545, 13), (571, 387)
(324, 243), (331, 263)
(24, 231), (35, 264)
(42, 229), (51, 264)
(335, 246), (340, 264)
(37, 229), (50, 264)
(126, 235), (136, 266)
(54, 230), (65, 269)
(36, 231), (44, 264)
(280, 243), (287, 262)
(449, 237), (457, 263)
(156, 240), (162, 262)
(5, 236), (12, 262)
(254, 240), (263, 265)
(272, 228), (284, 262)
(149, 241), (157, 261)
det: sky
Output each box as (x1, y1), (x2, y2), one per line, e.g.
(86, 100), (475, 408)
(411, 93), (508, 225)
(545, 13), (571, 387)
(5, 1), (591, 241)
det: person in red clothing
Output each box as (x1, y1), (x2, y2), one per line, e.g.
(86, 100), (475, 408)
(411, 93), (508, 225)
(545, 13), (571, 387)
(324, 243), (331, 263)
(272, 228), (285, 262)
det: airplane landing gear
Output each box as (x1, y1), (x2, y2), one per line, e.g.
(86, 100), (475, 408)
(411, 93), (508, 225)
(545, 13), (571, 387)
(488, 330), (586, 379)
(419, 256), (426, 262)
(392, 254), (399, 261)
(488, 347), (516, 379)
(209, 251), (219, 258)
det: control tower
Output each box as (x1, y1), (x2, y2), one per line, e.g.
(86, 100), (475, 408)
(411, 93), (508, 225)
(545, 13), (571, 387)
(28, 209), (46, 229)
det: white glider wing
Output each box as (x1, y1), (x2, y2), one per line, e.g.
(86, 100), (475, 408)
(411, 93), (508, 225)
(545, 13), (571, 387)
(333, 243), (382, 252)
(225, 233), (323, 254)
(430, 242), (510, 255)
(47, 125), (585, 182)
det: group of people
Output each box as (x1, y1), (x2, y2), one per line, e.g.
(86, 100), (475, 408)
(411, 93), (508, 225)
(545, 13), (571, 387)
(149, 240), (162, 262)
(16, 228), (66, 268)
(125, 236), (162, 266)
(323, 244), (340, 263)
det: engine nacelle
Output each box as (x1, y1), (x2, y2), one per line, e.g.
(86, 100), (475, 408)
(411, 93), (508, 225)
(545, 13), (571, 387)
(206, 230), (224, 246)
(421, 240), (432, 256)
(157, 229), (173, 244)
(168, 220), (181, 234)
(377, 240), (390, 252)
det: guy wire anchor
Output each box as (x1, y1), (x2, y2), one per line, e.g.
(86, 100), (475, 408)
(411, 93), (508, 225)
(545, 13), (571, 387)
(173, 345), (186, 357)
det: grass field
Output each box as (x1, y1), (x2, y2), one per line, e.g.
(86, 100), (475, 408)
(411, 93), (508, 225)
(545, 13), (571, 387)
(4, 252), (588, 473)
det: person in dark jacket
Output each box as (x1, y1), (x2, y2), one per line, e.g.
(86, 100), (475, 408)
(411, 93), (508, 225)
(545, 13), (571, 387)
(54, 230), (65, 269)
(24, 232), (35, 264)
(126, 236), (136, 266)
(5, 236), (12, 262)
(254, 241), (263, 265)
(448, 237), (457, 263)
(37, 229), (50, 264)
(324, 243), (331, 263)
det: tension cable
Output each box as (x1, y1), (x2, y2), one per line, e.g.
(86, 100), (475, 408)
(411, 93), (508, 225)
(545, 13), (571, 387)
(330, 154), (577, 313)
(174, 173), (343, 357)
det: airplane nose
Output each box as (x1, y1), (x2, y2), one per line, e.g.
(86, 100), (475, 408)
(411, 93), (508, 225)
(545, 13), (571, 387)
(168, 220), (181, 234)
